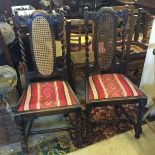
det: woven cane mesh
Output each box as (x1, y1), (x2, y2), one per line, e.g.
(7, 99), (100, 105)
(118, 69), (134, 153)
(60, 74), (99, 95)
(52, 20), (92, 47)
(95, 13), (115, 69)
(32, 16), (55, 76)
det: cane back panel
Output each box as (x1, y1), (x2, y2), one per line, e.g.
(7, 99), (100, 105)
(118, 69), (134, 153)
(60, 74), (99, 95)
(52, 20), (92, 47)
(28, 13), (57, 78)
(94, 8), (117, 70)
(85, 7), (129, 72)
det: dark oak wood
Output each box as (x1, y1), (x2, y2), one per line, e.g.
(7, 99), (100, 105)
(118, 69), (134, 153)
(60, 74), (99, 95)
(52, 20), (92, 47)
(84, 7), (147, 143)
(134, 8), (144, 42)
(6, 11), (82, 153)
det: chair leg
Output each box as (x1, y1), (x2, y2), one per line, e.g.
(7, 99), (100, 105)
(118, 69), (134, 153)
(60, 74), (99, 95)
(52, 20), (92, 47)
(72, 75), (76, 93)
(67, 62), (76, 92)
(75, 110), (82, 148)
(72, 66), (77, 93)
(114, 105), (121, 118)
(15, 67), (22, 97)
(85, 107), (92, 144)
(14, 116), (29, 153)
(25, 119), (33, 140)
(135, 99), (146, 138)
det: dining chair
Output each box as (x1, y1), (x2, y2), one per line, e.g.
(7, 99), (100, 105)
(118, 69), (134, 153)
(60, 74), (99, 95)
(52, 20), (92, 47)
(84, 7), (147, 142)
(6, 10), (82, 153)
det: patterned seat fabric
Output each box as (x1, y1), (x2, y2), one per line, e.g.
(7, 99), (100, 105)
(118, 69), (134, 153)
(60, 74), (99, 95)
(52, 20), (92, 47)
(18, 81), (77, 112)
(88, 73), (143, 101)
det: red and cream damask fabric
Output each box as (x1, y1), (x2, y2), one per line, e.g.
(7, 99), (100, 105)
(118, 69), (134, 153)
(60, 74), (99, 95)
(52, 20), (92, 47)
(88, 74), (143, 101)
(18, 81), (77, 112)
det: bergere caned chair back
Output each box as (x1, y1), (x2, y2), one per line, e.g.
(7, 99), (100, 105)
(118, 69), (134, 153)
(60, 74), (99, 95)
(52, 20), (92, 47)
(27, 12), (64, 79)
(29, 13), (56, 77)
(84, 7), (128, 72)
(85, 7), (117, 71)
(94, 8), (116, 70)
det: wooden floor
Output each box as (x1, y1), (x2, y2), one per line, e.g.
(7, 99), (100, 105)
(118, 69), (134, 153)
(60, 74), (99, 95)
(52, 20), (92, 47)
(67, 122), (155, 155)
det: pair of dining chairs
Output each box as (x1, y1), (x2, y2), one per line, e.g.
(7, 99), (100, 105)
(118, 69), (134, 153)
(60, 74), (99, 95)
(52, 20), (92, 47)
(4, 7), (147, 153)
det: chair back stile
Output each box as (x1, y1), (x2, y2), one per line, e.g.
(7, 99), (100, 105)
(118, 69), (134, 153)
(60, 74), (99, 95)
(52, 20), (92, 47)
(60, 11), (66, 73)
(84, 7), (91, 78)
(114, 7), (138, 55)
(112, 5), (137, 58)
(126, 15), (138, 52)
(65, 20), (72, 84)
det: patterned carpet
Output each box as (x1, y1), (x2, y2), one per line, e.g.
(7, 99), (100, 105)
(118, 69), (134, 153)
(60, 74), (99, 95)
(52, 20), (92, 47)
(0, 103), (138, 155)
(70, 103), (137, 144)
(17, 135), (75, 155)
(0, 78), (140, 155)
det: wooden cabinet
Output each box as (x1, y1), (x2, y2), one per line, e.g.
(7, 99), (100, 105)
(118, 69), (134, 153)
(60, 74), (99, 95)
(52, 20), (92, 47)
(0, 0), (39, 14)
(138, 0), (155, 8)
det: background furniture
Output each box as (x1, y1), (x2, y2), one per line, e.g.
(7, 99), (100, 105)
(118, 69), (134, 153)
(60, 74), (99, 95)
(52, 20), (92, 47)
(0, 0), (39, 15)
(0, 31), (20, 145)
(0, 30), (22, 96)
(66, 19), (94, 91)
(123, 8), (148, 86)
(0, 21), (22, 145)
(63, 0), (134, 18)
(113, 6), (148, 86)
(136, 0), (155, 15)
(0, 65), (19, 146)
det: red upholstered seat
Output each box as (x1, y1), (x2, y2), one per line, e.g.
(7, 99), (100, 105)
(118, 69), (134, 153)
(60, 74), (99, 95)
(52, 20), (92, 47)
(18, 81), (77, 112)
(88, 74), (143, 101)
